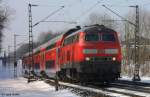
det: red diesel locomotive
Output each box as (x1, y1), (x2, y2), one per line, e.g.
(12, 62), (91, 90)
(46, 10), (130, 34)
(22, 24), (122, 82)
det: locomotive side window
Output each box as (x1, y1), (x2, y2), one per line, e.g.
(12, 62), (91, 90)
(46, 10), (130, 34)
(85, 33), (99, 41)
(102, 33), (115, 42)
(63, 34), (79, 46)
(73, 34), (79, 42)
(68, 36), (73, 44)
(63, 37), (71, 46)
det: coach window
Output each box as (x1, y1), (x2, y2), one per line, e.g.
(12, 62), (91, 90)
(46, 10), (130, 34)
(63, 39), (67, 46)
(46, 60), (55, 69)
(63, 38), (69, 46)
(35, 64), (40, 70)
(67, 37), (71, 44)
(46, 43), (56, 50)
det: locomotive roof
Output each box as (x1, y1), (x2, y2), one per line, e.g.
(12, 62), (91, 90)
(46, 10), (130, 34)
(83, 24), (115, 33)
(65, 24), (116, 38)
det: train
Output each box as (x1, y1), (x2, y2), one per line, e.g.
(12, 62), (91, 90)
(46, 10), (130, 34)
(22, 24), (122, 83)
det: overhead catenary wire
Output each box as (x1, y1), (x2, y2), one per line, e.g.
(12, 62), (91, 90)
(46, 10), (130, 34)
(76, 1), (102, 21)
(32, 6), (65, 27)
(102, 5), (136, 26)
(39, 20), (77, 24)
(102, 4), (133, 7)
(40, 6), (64, 22)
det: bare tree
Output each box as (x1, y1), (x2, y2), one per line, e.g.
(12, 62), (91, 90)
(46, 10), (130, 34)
(0, 0), (10, 52)
(123, 9), (150, 76)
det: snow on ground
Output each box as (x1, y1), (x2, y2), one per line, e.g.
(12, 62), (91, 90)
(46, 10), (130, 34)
(107, 87), (150, 97)
(121, 76), (150, 83)
(0, 61), (20, 79)
(0, 61), (150, 97)
(0, 77), (80, 97)
(0, 61), (79, 97)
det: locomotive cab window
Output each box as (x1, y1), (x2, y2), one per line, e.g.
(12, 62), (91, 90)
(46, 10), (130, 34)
(102, 33), (115, 42)
(85, 33), (99, 41)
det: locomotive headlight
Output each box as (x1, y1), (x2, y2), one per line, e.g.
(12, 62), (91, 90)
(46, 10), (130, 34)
(105, 49), (118, 54)
(85, 57), (90, 61)
(83, 49), (98, 54)
(112, 57), (116, 61)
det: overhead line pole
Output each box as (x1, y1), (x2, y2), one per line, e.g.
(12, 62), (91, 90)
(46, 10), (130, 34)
(28, 3), (35, 83)
(14, 34), (17, 78)
(102, 5), (141, 81)
(131, 5), (141, 81)
(27, 4), (65, 83)
(8, 45), (11, 77)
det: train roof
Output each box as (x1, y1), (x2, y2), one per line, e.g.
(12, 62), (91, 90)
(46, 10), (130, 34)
(23, 52), (30, 57)
(23, 24), (116, 57)
(23, 33), (64, 57)
(65, 24), (116, 38)
(63, 26), (81, 36)
(83, 24), (115, 33)
(33, 26), (82, 52)
(39, 33), (64, 49)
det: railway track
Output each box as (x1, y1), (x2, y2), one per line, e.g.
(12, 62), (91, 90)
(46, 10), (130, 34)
(45, 79), (132, 97)
(44, 79), (150, 97)
(109, 82), (150, 93)
(115, 79), (150, 87)
(26, 74), (150, 97)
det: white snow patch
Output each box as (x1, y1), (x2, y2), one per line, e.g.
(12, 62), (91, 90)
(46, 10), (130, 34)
(107, 87), (150, 97)
(0, 77), (79, 97)
(121, 76), (150, 83)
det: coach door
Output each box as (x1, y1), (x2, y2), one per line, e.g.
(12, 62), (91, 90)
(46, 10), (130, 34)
(40, 50), (45, 71)
(56, 47), (60, 71)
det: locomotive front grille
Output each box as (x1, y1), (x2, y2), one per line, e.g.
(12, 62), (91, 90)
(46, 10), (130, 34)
(90, 57), (113, 62)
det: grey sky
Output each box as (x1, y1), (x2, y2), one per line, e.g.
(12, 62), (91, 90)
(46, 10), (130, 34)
(2, 0), (150, 54)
